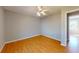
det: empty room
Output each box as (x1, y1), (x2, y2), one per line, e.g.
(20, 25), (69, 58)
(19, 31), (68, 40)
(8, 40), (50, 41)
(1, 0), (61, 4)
(0, 6), (79, 53)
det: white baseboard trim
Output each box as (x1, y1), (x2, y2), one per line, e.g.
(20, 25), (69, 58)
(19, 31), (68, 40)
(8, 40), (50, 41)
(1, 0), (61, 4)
(61, 43), (66, 46)
(0, 34), (41, 52)
(42, 34), (66, 46)
(0, 44), (5, 52)
(42, 34), (60, 42)
(4, 34), (61, 45)
(0, 34), (66, 52)
(5, 34), (41, 44)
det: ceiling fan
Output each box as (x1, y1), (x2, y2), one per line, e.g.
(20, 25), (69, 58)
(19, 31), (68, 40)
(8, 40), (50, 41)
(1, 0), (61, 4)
(36, 6), (47, 16)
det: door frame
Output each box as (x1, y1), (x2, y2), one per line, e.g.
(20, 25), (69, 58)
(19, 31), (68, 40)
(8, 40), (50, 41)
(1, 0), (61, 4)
(65, 8), (79, 46)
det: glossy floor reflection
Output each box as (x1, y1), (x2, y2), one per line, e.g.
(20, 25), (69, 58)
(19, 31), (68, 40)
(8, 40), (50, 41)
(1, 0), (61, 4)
(68, 35), (79, 52)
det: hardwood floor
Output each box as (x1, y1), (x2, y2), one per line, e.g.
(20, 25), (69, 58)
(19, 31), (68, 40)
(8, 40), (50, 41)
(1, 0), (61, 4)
(1, 35), (68, 53)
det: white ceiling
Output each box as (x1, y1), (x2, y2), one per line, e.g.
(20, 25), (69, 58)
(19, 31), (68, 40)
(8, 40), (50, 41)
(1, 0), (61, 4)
(3, 6), (63, 18)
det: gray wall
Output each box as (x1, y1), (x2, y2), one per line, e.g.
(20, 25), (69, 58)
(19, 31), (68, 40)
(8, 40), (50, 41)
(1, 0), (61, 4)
(41, 7), (79, 45)
(0, 7), (4, 48)
(4, 11), (41, 42)
(41, 12), (61, 41)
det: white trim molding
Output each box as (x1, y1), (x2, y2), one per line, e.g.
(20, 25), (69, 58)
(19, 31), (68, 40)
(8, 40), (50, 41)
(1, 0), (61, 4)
(42, 34), (60, 41)
(5, 34), (61, 44)
(61, 8), (79, 47)
(0, 44), (5, 52)
(0, 34), (66, 52)
(42, 34), (64, 45)
(5, 34), (41, 44)
(0, 34), (41, 52)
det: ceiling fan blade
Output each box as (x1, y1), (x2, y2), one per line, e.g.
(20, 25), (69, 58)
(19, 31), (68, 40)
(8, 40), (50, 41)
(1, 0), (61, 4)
(41, 11), (46, 15)
(37, 12), (41, 16)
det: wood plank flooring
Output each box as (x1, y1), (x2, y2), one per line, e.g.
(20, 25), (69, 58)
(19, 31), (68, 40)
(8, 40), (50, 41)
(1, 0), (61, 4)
(1, 35), (68, 53)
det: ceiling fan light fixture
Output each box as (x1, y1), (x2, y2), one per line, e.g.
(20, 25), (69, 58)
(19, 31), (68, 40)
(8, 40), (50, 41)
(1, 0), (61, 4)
(36, 6), (47, 16)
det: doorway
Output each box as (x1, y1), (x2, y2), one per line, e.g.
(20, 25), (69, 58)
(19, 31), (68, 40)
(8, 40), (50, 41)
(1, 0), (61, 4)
(67, 11), (79, 52)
